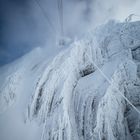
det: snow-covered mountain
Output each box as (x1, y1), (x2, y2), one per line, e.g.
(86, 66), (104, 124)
(0, 20), (140, 140)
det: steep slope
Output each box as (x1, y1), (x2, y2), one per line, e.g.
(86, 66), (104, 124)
(0, 20), (140, 140)
(0, 47), (47, 140)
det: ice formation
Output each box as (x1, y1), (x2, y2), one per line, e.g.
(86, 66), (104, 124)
(0, 20), (140, 140)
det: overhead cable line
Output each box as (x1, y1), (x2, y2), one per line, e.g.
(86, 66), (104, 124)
(93, 62), (140, 116)
(34, 0), (57, 36)
(57, 0), (64, 36)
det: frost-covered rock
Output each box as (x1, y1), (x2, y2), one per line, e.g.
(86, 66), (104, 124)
(0, 20), (140, 140)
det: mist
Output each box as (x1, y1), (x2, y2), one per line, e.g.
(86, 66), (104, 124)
(0, 0), (140, 66)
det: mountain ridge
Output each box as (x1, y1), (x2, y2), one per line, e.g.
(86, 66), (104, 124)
(0, 20), (140, 140)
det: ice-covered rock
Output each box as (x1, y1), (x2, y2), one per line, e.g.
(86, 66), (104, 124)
(0, 20), (140, 140)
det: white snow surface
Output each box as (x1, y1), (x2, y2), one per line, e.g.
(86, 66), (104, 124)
(0, 20), (140, 140)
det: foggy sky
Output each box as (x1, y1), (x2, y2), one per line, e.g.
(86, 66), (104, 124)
(0, 0), (140, 66)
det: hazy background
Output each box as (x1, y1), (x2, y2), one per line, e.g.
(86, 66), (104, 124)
(0, 0), (140, 66)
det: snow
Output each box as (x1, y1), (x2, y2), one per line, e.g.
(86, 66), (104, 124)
(0, 20), (140, 140)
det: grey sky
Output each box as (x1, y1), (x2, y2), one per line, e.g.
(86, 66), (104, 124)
(0, 0), (140, 66)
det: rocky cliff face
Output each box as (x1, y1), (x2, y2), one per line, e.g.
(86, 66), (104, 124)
(0, 20), (140, 140)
